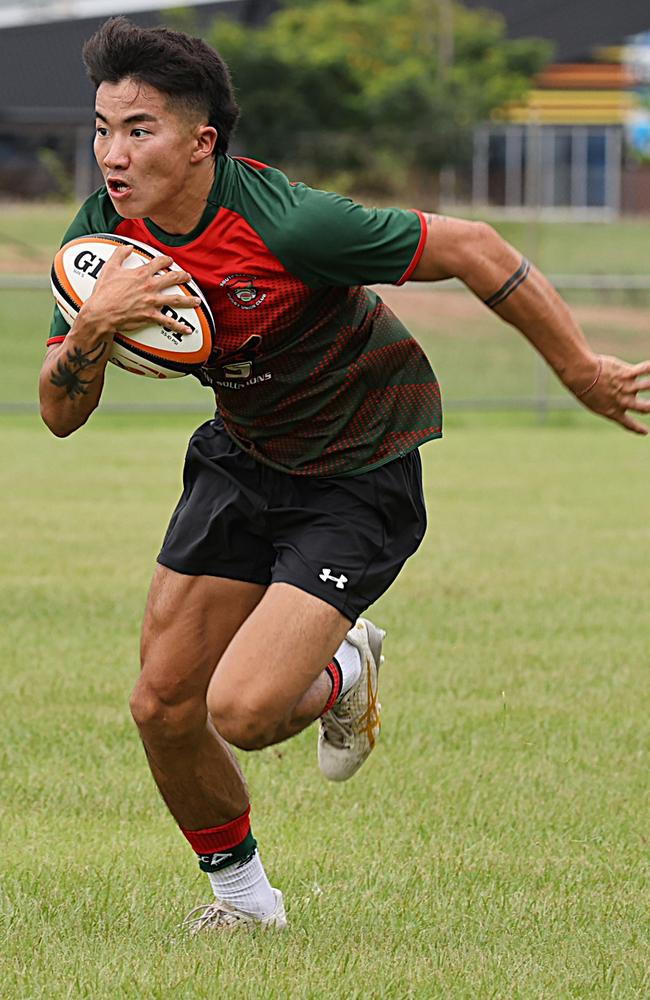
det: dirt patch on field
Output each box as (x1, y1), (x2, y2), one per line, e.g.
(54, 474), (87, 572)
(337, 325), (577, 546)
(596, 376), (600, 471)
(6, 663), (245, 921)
(375, 285), (650, 350)
(0, 248), (50, 275)
(2, 245), (648, 353)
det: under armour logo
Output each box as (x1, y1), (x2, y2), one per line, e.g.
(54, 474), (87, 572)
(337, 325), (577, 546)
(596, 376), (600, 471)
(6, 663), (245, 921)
(319, 568), (348, 590)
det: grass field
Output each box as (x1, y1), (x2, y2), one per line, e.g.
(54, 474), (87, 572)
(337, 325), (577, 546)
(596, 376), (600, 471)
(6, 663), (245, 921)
(4, 285), (650, 413)
(2, 203), (650, 415)
(2, 201), (650, 276)
(2, 410), (650, 998)
(2, 205), (650, 996)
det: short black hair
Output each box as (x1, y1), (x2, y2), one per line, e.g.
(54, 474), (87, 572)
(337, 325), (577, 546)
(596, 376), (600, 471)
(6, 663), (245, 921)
(82, 16), (240, 156)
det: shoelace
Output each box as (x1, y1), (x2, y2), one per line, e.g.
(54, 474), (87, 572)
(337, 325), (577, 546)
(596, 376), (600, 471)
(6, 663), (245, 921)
(182, 901), (249, 934)
(321, 707), (355, 749)
(322, 665), (381, 750)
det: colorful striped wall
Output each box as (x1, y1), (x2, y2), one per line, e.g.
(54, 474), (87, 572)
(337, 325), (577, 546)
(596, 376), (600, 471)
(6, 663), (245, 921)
(503, 63), (635, 125)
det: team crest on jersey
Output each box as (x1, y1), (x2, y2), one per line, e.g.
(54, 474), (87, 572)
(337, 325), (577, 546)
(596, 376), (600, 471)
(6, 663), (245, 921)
(221, 274), (267, 310)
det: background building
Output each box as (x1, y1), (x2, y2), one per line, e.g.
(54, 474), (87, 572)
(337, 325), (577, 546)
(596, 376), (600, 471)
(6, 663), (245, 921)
(0, 0), (275, 199)
(1, 0), (650, 214)
(462, 0), (650, 61)
(458, 0), (650, 216)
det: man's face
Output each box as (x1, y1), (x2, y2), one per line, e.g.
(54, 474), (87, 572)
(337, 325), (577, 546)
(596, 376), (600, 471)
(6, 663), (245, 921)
(94, 77), (207, 221)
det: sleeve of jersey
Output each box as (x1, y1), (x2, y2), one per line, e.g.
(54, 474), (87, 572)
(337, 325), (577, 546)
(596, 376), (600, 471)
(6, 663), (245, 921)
(47, 302), (71, 346)
(46, 187), (121, 346)
(273, 184), (426, 288)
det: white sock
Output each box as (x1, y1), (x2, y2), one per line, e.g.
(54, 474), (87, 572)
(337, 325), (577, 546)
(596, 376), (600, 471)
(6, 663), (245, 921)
(333, 637), (362, 696)
(207, 850), (276, 918)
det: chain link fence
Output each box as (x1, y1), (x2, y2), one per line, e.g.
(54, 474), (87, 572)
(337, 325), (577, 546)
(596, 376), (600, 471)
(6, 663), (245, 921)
(4, 271), (650, 417)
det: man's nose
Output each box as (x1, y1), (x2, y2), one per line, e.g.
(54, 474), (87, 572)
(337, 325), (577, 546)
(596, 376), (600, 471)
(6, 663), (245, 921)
(103, 137), (129, 170)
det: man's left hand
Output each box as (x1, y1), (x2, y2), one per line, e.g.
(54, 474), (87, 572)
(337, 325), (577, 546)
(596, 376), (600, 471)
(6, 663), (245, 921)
(577, 355), (650, 434)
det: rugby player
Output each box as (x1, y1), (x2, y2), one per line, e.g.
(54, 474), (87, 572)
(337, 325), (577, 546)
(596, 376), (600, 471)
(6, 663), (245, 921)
(39, 18), (650, 933)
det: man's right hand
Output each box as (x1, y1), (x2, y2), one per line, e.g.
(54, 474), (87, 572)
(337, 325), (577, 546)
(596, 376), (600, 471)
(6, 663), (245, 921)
(80, 244), (201, 338)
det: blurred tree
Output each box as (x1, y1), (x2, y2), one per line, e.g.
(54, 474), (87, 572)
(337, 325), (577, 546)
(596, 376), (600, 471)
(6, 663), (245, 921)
(209, 0), (552, 197)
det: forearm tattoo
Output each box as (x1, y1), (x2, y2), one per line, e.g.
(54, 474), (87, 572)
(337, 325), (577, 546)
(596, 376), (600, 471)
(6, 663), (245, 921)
(50, 341), (108, 400)
(484, 256), (531, 309)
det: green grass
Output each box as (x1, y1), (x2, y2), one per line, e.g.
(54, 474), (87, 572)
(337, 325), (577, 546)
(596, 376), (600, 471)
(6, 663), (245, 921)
(409, 303), (650, 405)
(0, 203), (75, 270)
(5, 287), (650, 412)
(473, 218), (650, 277)
(2, 289), (208, 410)
(3, 203), (650, 995)
(2, 411), (650, 998)
(3, 206), (650, 420)
(1, 201), (650, 276)
(3, 200), (650, 414)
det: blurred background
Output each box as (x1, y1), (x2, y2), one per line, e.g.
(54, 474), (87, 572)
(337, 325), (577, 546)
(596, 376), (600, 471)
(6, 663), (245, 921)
(4, 0), (650, 212)
(2, 0), (650, 414)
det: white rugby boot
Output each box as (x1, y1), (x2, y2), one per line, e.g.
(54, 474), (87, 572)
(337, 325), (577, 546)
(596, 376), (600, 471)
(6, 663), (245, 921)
(318, 618), (385, 782)
(182, 888), (287, 935)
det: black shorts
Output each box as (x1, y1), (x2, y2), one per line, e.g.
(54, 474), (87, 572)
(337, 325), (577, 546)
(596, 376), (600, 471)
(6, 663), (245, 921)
(158, 418), (427, 621)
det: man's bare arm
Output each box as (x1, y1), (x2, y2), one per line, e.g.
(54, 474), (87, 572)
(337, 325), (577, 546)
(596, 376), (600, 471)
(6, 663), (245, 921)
(39, 246), (201, 437)
(411, 214), (650, 434)
(39, 308), (116, 437)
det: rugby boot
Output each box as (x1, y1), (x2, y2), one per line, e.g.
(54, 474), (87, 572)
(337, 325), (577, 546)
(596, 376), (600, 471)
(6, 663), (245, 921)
(182, 888), (287, 935)
(318, 617), (384, 781)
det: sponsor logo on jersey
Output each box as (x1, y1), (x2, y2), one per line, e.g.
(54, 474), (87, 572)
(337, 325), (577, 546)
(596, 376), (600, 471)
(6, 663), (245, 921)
(214, 371), (272, 390)
(223, 361), (253, 379)
(221, 274), (267, 310)
(198, 334), (266, 389)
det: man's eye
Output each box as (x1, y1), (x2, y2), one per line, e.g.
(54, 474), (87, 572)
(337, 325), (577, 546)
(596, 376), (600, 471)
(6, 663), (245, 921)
(95, 127), (108, 137)
(132, 129), (149, 138)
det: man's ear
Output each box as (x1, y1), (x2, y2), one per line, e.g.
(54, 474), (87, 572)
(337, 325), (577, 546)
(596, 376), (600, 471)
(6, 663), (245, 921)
(191, 124), (218, 163)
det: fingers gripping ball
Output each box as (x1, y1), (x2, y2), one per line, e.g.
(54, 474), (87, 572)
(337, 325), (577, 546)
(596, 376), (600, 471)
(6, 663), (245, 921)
(51, 234), (215, 379)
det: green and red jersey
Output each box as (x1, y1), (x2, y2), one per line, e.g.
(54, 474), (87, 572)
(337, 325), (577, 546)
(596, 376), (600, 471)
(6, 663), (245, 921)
(48, 154), (442, 476)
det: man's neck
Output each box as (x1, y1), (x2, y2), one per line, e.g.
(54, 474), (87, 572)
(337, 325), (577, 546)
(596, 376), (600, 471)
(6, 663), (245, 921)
(148, 160), (217, 235)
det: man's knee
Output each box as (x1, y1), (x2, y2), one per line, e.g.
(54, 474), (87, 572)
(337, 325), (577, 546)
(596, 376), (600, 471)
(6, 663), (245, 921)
(130, 677), (207, 747)
(208, 693), (281, 751)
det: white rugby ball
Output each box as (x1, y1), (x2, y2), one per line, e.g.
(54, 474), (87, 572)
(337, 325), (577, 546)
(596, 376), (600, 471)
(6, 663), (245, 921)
(51, 233), (215, 379)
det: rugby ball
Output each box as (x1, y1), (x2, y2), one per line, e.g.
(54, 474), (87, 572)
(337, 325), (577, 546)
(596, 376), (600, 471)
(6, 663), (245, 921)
(51, 234), (215, 379)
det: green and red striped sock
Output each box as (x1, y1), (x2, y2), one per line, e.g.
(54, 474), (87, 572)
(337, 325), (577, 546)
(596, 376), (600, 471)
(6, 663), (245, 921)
(181, 807), (276, 918)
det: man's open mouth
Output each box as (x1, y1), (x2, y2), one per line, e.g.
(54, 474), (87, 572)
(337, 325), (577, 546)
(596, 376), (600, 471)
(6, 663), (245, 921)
(107, 178), (132, 194)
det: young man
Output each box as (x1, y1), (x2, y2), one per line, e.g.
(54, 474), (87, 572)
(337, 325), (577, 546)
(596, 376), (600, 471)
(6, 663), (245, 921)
(39, 18), (650, 933)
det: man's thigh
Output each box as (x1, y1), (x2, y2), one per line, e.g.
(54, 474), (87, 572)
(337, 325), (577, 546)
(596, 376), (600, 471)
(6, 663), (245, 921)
(206, 581), (350, 725)
(139, 564), (267, 704)
(139, 570), (348, 744)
